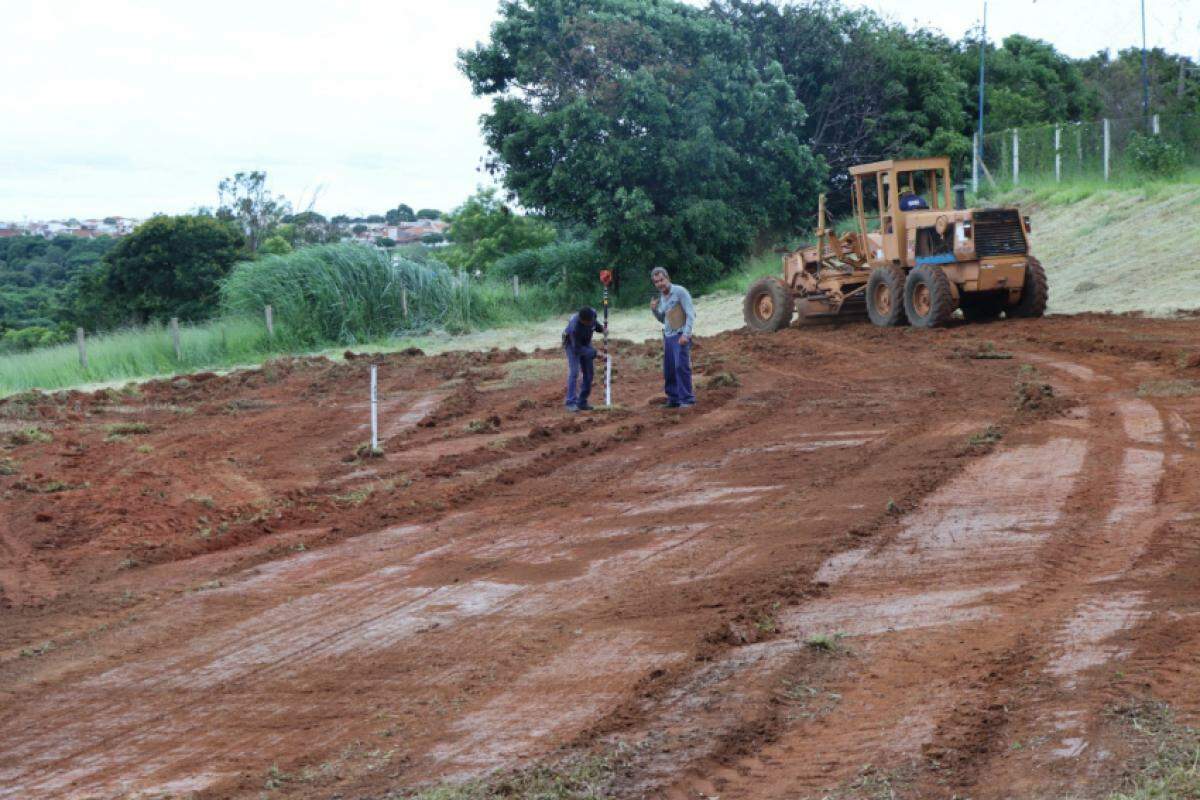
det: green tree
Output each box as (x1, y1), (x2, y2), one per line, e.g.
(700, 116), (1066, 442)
(259, 235), (293, 256)
(713, 2), (971, 186)
(217, 171), (291, 254)
(101, 216), (245, 322)
(459, 0), (825, 285)
(442, 187), (556, 273)
(385, 204), (416, 224)
(416, 208), (443, 220)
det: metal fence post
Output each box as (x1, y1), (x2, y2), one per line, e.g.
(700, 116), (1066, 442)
(1054, 125), (1062, 182)
(1103, 118), (1111, 181)
(1012, 128), (1019, 185)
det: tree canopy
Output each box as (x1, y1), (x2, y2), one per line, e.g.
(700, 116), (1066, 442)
(442, 187), (556, 273)
(460, 0), (826, 284)
(102, 215), (245, 323)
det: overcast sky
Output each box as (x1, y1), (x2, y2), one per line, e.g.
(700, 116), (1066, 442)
(2, 0), (1197, 221)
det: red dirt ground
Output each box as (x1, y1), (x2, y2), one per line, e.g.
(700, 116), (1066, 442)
(1, 314), (1199, 799)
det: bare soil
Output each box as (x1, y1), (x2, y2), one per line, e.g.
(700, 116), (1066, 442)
(2, 313), (1199, 799)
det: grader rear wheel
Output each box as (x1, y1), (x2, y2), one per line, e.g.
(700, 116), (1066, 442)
(743, 277), (795, 333)
(904, 265), (957, 328)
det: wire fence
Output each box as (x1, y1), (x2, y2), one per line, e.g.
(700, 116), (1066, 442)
(974, 113), (1200, 189)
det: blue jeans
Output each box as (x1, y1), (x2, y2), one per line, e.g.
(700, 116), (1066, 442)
(663, 334), (694, 405)
(565, 345), (595, 407)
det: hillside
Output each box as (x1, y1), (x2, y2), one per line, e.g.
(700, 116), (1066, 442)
(1017, 181), (1200, 316)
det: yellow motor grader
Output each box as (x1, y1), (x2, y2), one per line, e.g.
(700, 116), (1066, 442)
(743, 157), (1048, 330)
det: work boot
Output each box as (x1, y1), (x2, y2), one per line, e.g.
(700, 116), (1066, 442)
(565, 404), (580, 413)
(577, 403), (595, 411)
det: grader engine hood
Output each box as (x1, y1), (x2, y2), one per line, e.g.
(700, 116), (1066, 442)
(905, 207), (1031, 266)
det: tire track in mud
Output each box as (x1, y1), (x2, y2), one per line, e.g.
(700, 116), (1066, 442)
(646, 354), (1191, 800)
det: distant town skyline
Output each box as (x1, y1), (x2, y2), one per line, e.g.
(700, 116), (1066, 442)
(3, 0), (1197, 220)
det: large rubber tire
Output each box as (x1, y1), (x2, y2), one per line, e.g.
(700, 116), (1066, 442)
(904, 265), (957, 328)
(960, 294), (1005, 322)
(743, 276), (795, 333)
(1008, 257), (1049, 318)
(866, 265), (908, 327)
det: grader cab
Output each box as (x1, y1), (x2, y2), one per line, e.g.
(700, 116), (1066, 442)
(744, 157), (1048, 331)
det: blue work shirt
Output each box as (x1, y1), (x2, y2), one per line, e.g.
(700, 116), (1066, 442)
(562, 313), (604, 351)
(652, 283), (696, 337)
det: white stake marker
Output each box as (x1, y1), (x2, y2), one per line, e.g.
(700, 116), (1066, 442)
(370, 364), (379, 452)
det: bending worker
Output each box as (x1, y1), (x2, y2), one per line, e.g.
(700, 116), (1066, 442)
(650, 267), (696, 408)
(562, 306), (605, 412)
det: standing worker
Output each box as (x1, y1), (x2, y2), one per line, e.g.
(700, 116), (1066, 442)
(649, 267), (696, 408)
(562, 306), (605, 412)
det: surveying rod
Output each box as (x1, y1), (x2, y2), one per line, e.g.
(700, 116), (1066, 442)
(599, 270), (613, 406)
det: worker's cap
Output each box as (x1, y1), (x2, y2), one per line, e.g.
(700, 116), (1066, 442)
(578, 306), (597, 320)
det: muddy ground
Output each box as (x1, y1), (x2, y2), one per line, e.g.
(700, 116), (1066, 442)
(1, 313), (1199, 800)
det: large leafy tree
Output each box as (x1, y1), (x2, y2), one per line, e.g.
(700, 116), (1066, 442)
(101, 215), (245, 322)
(460, 0), (825, 285)
(712, 1), (971, 190)
(957, 34), (1099, 132)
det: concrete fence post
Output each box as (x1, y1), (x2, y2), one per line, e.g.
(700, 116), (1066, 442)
(512, 274), (520, 300)
(1103, 118), (1111, 181)
(401, 287), (409, 320)
(972, 132), (979, 194)
(264, 305), (274, 338)
(76, 327), (87, 370)
(1152, 114), (1161, 135)
(1012, 128), (1020, 185)
(169, 317), (181, 361)
(1054, 125), (1062, 182)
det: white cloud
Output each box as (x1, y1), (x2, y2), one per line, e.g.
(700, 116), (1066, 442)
(2, 0), (1196, 220)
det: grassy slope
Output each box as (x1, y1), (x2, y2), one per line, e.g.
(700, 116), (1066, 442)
(1000, 176), (1200, 315)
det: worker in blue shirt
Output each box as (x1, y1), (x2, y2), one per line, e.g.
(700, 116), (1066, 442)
(562, 306), (605, 412)
(650, 267), (697, 408)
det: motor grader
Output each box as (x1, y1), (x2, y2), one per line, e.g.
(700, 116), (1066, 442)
(743, 157), (1048, 331)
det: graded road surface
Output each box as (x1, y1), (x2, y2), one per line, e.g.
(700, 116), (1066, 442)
(1, 314), (1198, 799)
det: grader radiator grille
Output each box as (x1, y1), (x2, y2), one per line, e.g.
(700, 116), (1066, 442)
(973, 209), (1027, 257)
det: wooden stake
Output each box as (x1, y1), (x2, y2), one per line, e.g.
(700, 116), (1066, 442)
(169, 317), (181, 361)
(264, 305), (274, 338)
(76, 327), (87, 370)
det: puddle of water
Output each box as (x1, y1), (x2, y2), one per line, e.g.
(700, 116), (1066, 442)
(1117, 399), (1164, 445)
(1106, 449), (1164, 524)
(782, 583), (1020, 637)
(1047, 592), (1148, 687)
(621, 485), (777, 516)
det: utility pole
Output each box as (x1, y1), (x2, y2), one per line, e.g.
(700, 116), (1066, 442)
(1140, 0), (1150, 121)
(976, 1), (987, 191)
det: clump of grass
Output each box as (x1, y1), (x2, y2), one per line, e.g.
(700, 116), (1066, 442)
(0, 458), (18, 476)
(19, 641), (55, 658)
(967, 425), (1004, 448)
(705, 371), (740, 388)
(466, 416), (500, 434)
(404, 748), (631, 800)
(18, 478), (78, 494)
(805, 632), (846, 653)
(1106, 700), (1200, 800)
(8, 426), (52, 446)
(1137, 379), (1200, 398)
(105, 422), (151, 437)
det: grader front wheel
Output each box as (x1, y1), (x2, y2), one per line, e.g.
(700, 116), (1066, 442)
(904, 266), (956, 328)
(743, 277), (795, 333)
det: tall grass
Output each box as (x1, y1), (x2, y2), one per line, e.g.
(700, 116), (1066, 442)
(221, 244), (462, 343)
(0, 317), (276, 395)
